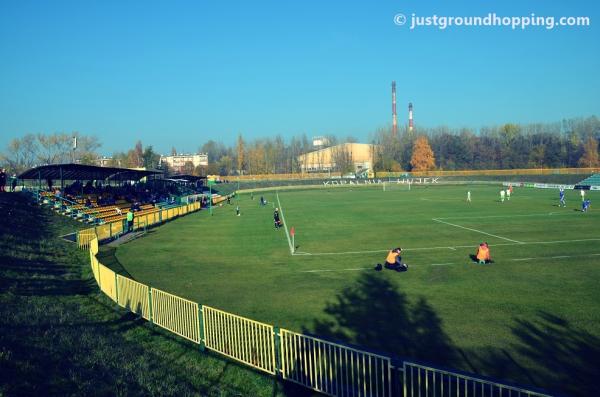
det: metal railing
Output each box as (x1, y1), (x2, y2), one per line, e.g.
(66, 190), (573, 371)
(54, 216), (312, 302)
(203, 305), (277, 375)
(279, 329), (393, 397)
(403, 362), (552, 397)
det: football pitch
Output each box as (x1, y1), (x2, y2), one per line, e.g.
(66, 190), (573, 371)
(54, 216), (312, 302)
(113, 184), (600, 394)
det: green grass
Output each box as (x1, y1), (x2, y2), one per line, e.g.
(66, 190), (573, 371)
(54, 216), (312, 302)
(114, 184), (600, 396)
(0, 192), (315, 397)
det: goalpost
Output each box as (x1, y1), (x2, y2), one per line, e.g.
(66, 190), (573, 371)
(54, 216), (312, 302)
(382, 180), (411, 192)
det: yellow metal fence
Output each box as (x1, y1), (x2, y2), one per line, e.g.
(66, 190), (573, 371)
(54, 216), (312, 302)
(98, 263), (117, 302)
(117, 275), (150, 320)
(403, 362), (552, 397)
(151, 288), (201, 344)
(203, 305), (276, 375)
(78, 228), (97, 250)
(280, 329), (393, 397)
(224, 168), (599, 181)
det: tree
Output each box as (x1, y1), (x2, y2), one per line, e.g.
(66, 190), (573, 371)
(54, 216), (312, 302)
(109, 152), (128, 168)
(410, 136), (436, 171)
(142, 146), (161, 169)
(332, 144), (354, 174)
(0, 134), (37, 174)
(134, 141), (143, 167)
(578, 137), (600, 168)
(218, 155), (234, 175)
(182, 161), (195, 175)
(73, 133), (101, 164)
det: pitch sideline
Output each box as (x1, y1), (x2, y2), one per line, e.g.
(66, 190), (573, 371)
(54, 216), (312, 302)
(276, 191), (295, 255)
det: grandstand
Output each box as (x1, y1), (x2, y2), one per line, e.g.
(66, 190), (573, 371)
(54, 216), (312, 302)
(18, 163), (222, 226)
(576, 173), (600, 186)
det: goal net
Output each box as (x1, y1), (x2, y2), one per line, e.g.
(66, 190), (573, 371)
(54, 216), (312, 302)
(382, 180), (412, 191)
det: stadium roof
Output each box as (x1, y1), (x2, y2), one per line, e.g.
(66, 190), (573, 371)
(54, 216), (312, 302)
(18, 163), (162, 181)
(168, 174), (205, 181)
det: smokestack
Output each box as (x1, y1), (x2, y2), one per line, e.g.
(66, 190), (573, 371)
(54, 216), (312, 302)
(392, 81), (397, 135)
(408, 102), (414, 132)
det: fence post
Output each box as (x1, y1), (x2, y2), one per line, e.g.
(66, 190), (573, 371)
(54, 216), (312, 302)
(114, 272), (119, 305)
(274, 326), (282, 377)
(148, 289), (153, 324)
(97, 260), (102, 290)
(402, 362), (407, 397)
(198, 305), (205, 351)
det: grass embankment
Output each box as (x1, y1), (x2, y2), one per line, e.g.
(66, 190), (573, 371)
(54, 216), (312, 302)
(0, 192), (314, 397)
(115, 185), (600, 396)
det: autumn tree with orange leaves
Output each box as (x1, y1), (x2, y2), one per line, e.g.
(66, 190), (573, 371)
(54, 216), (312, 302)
(578, 137), (600, 168)
(410, 136), (436, 171)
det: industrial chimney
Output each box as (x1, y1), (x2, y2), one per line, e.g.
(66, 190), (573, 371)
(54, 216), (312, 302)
(392, 81), (397, 135)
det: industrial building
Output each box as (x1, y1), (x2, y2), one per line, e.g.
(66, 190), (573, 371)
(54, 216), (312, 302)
(297, 143), (376, 174)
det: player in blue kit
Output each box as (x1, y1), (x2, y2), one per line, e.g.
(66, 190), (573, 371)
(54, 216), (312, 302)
(582, 198), (591, 212)
(559, 188), (566, 207)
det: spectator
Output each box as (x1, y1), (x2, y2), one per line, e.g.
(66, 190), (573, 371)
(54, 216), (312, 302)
(126, 209), (134, 232)
(11, 175), (17, 192)
(0, 168), (6, 192)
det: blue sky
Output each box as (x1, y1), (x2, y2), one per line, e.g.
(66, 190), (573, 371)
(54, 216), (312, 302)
(1, 0), (598, 155)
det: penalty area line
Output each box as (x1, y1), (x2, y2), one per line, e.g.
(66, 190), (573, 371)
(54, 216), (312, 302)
(432, 218), (523, 244)
(435, 212), (576, 221)
(298, 253), (600, 273)
(292, 238), (600, 256)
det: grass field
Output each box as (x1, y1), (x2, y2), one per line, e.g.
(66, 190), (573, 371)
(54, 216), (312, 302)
(113, 184), (600, 396)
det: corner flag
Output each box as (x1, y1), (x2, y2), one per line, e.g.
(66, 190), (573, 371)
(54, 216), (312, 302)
(290, 227), (296, 253)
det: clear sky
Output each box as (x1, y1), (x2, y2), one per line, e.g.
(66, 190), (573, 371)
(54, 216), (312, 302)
(1, 0), (599, 155)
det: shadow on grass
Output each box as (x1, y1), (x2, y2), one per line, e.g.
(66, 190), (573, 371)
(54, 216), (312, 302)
(296, 272), (595, 397)
(467, 311), (600, 397)
(285, 272), (456, 395)
(308, 272), (456, 364)
(0, 193), (254, 396)
(95, 246), (135, 279)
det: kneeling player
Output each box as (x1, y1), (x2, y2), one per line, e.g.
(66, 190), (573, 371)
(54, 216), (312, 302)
(476, 242), (491, 264)
(376, 247), (408, 272)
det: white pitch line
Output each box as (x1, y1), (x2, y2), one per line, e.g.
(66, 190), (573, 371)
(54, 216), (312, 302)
(432, 218), (523, 244)
(292, 238), (600, 256)
(434, 212), (577, 221)
(301, 267), (372, 273)
(298, 253), (600, 273)
(510, 253), (600, 262)
(276, 192), (294, 255)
